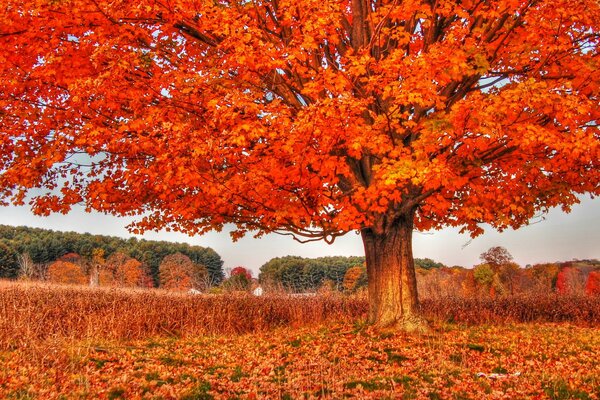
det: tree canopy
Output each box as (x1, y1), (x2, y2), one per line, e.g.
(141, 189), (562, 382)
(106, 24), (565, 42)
(1, 0), (597, 239)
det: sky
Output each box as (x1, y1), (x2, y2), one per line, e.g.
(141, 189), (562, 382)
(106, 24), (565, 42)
(0, 195), (598, 276)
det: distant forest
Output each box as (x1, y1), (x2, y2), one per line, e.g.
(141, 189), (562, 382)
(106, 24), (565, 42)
(0, 224), (224, 285)
(258, 254), (600, 297)
(258, 256), (444, 292)
(1, 224), (598, 297)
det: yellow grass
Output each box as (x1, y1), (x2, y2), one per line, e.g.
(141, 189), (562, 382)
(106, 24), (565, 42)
(1, 279), (598, 352)
(0, 280), (366, 348)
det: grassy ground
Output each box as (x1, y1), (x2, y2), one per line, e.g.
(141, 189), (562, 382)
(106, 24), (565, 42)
(1, 322), (598, 399)
(1, 281), (598, 399)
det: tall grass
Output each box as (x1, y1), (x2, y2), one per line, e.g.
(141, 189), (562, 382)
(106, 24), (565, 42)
(0, 281), (366, 348)
(421, 294), (600, 326)
(1, 280), (598, 351)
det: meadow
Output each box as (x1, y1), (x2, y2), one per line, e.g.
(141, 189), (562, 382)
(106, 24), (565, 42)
(0, 280), (598, 399)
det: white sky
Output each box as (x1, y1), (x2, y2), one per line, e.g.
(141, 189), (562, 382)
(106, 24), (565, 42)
(0, 196), (598, 276)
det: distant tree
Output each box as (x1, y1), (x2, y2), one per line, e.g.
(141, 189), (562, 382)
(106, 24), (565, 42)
(104, 252), (130, 274)
(414, 258), (445, 270)
(528, 263), (561, 292)
(258, 256), (307, 291)
(473, 264), (497, 296)
(497, 262), (521, 295)
(17, 253), (37, 280)
(88, 248), (105, 287)
(223, 266), (252, 292)
(98, 268), (116, 286)
(480, 247), (514, 267)
(343, 266), (367, 293)
(230, 266), (252, 280)
(47, 261), (87, 285)
(0, 224), (225, 286)
(473, 264), (494, 287)
(585, 271), (600, 296)
(460, 270), (478, 298)
(159, 252), (207, 291)
(115, 259), (147, 287)
(259, 256), (365, 292)
(101, 251), (150, 287)
(556, 265), (586, 295)
(0, 241), (18, 278)
(159, 253), (193, 291)
(303, 261), (328, 291)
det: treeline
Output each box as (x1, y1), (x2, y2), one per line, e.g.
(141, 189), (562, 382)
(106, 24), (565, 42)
(0, 225), (224, 285)
(257, 255), (445, 292)
(417, 260), (600, 298)
(257, 252), (600, 297)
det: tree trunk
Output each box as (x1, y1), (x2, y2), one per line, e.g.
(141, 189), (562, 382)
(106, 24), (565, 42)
(361, 211), (427, 332)
(89, 264), (99, 287)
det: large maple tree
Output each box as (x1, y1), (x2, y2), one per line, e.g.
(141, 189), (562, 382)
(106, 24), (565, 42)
(1, 0), (598, 330)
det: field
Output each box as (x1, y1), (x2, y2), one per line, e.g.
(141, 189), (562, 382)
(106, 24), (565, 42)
(1, 281), (599, 399)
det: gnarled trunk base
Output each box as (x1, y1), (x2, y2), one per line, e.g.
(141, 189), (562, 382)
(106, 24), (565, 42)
(361, 213), (428, 333)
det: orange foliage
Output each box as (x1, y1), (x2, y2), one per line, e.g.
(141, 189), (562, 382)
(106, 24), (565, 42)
(103, 252), (150, 288)
(343, 266), (366, 292)
(0, 0), (597, 239)
(585, 271), (600, 296)
(114, 259), (145, 287)
(3, 322), (599, 399)
(159, 253), (195, 291)
(98, 269), (115, 286)
(47, 261), (87, 285)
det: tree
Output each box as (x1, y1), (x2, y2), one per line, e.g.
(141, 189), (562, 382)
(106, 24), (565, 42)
(527, 263), (561, 293)
(159, 252), (207, 291)
(115, 258), (147, 287)
(556, 265), (586, 295)
(415, 258), (445, 270)
(1, 0), (599, 330)
(47, 261), (88, 285)
(497, 262), (521, 295)
(0, 223), (224, 286)
(473, 264), (495, 295)
(17, 253), (37, 280)
(0, 241), (18, 278)
(343, 265), (368, 293)
(88, 248), (105, 287)
(230, 266), (252, 280)
(480, 246), (514, 267)
(585, 271), (600, 296)
(223, 266), (253, 291)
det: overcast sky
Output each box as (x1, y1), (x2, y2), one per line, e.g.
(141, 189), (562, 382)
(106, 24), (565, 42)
(0, 195), (598, 276)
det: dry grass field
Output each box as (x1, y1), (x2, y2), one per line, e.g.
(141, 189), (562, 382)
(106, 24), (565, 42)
(1, 280), (599, 399)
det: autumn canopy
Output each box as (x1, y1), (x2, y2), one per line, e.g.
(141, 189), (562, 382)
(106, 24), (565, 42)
(1, 0), (598, 330)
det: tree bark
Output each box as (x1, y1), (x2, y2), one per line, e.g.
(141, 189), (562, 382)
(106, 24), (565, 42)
(361, 211), (427, 332)
(89, 263), (99, 287)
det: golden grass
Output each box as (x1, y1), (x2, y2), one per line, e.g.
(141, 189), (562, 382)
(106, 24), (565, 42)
(1, 280), (598, 351)
(0, 280), (366, 348)
(421, 294), (600, 326)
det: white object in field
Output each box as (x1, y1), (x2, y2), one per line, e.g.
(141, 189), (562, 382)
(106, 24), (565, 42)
(476, 372), (521, 379)
(253, 286), (264, 296)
